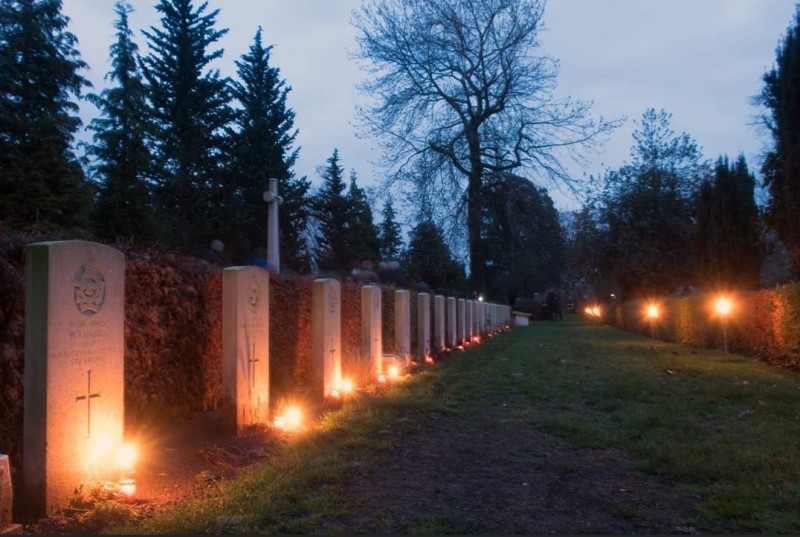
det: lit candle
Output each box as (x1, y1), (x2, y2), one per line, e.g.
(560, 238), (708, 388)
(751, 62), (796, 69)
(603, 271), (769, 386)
(119, 478), (136, 502)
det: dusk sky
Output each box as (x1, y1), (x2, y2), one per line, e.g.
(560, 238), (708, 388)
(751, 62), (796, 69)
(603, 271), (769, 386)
(62, 0), (798, 212)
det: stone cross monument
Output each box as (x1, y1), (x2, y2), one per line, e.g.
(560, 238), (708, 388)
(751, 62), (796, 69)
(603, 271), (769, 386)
(263, 177), (280, 273)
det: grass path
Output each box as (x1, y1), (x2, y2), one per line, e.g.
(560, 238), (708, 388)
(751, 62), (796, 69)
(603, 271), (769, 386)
(124, 317), (800, 534)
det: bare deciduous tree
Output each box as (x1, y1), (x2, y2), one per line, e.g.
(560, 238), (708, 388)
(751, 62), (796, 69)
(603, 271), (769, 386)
(353, 0), (620, 294)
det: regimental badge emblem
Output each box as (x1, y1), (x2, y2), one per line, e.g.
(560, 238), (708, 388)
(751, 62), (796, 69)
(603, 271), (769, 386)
(73, 262), (105, 315)
(249, 276), (260, 313)
(328, 286), (338, 314)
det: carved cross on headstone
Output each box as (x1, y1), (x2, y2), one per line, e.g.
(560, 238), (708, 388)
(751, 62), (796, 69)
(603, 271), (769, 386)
(75, 370), (100, 438)
(248, 343), (259, 389)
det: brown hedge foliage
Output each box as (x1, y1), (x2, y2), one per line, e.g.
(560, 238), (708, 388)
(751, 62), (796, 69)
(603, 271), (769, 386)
(269, 272), (314, 399)
(381, 287), (395, 355)
(123, 248), (223, 423)
(0, 231), (34, 474)
(610, 284), (800, 368)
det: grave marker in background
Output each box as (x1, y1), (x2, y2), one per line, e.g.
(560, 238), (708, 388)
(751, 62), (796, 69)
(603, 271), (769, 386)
(446, 297), (457, 349)
(434, 295), (445, 351)
(466, 299), (473, 342)
(417, 293), (431, 360)
(312, 278), (341, 400)
(223, 266), (270, 434)
(394, 290), (410, 360)
(361, 285), (382, 379)
(23, 241), (125, 517)
(457, 299), (466, 347)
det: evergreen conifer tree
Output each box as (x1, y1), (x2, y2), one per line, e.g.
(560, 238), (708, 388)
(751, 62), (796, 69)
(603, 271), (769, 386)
(378, 197), (403, 261)
(757, 5), (800, 275)
(229, 26), (309, 268)
(345, 171), (380, 264)
(0, 0), (93, 230)
(140, 0), (233, 253)
(87, 1), (156, 243)
(406, 220), (465, 294)
(694, 155), (762, 289)
(312, 149), (352, 272)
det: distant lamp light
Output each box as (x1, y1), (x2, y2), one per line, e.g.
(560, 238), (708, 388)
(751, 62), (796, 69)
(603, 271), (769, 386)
(714, 296), (733, 356)
(715, 296), (733, 317)
(646, 303), (659, 342)
(387, 364), (401, 379)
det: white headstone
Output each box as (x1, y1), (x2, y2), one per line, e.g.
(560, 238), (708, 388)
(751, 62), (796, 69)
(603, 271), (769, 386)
(361, 285), (382, 379)
(465, 300), (473, 342)
(446, 297), (457, 349)
(394, 290), (410, 360)
(312, 278), (341, 400)
(434, 295), (445, 351)
(23, 241), (125, 517)
(457, 299), (466, 346)
(223, 266), (270, 434)
(417, 293), (431, 360)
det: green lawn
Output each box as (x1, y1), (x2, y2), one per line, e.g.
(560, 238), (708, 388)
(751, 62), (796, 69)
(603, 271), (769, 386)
(118, 317), (800, 534)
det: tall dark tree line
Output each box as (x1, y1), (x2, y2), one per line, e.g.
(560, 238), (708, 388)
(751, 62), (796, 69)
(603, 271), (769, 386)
(0, 0), (93, 230)
(140, 0), (233, 253)
(483, 174), (565, 302)
(757, 4), (800, 278)
(581, 109), (709, 299)
(312, 149), (381, 273)
(228, 26), (310, 269)
(378, 197), (403, 261)
(87, 1), (156, 242)
(694, 155), (763, 290)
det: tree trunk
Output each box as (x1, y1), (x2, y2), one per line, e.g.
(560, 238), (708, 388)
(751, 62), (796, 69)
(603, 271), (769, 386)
(466, 126), (485, 297)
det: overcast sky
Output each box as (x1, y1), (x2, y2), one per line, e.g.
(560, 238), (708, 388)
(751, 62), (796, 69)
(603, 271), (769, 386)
(62, 0), (797, 212)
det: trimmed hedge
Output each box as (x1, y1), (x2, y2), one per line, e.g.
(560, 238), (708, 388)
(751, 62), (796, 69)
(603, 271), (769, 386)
(609, 284), (800, 368)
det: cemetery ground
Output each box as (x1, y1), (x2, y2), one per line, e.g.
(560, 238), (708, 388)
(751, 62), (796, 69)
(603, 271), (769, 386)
(24, 317), (800, 534)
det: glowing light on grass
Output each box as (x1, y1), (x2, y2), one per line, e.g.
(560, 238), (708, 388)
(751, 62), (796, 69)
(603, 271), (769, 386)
(424, 355), (435, 364)
(387, 364), (401, 379)
(340, 378), (354, 394)
(118, 478), (136, 502)
(113, 442), (138, 502)
(115, 443), (138, 471)
(274, 405), (303, 432)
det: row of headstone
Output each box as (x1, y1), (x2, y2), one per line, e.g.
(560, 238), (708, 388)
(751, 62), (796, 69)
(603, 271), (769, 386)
(19, 240), (512, 519)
